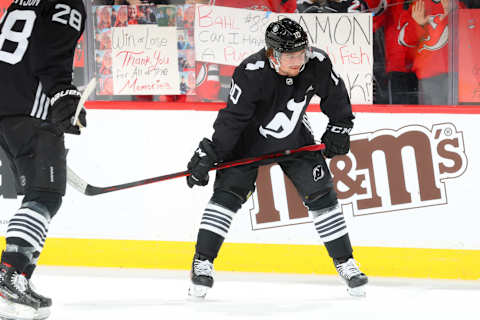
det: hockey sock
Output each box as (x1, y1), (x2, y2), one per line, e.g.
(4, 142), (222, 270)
(311, 204), (353, 259)
(195, 201), (235, 261)
(196, 230), (224, 262)
(5, 202), (51, 270)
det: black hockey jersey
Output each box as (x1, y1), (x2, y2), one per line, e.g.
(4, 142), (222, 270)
(0, 0), (86, 118)
(212, 48), (354, 161)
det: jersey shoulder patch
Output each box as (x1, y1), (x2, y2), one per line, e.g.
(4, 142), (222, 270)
(245, 61), (265, 71)
(308, 47), (328, 62)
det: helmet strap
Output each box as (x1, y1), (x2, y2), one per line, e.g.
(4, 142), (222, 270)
(268, 49), (282, 73)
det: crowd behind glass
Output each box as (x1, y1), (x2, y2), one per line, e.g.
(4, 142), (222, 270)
(81, 0), (480, 105)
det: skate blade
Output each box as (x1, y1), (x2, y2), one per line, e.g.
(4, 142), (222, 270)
(188, 284), (209, 300)
(0, 297), (36, 320)
(347, 285), (366, 297)
(33, 307), (50, 320)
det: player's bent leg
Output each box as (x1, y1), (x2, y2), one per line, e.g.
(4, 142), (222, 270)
(189, 191), (242, 299)
(307, 192), (368, 296)
(20, 193), (61, 319)
(1, 195), (60, 319)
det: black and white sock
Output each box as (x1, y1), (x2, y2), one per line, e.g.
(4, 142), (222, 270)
(311, 204), (353, 258)
(6, 203), (50, 253)
(199, 201), (235, 238)
(311, 204), (348, 243)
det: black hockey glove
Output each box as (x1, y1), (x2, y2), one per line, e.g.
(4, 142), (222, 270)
(187, 138), (218, 188)
(321, 120), (353, 158)
(48, 85), (86, 135)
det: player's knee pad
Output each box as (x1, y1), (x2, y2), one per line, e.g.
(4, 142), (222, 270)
(305, 189), (338, 213)
(210, 190), (243, 213)
(22, 191), (62, 217)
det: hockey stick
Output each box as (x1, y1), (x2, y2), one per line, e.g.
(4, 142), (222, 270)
(67, 143), (325, 196)
(71, 78), (96, 127)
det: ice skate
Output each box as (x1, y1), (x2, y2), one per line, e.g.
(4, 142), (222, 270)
(334, 258), (368, 297)
(25, 279), (51, 320)
(0, 263), (40, 320)
(188, 254), (214, 299)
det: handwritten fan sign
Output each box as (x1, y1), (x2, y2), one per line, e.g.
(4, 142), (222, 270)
(112, 25), (180, 95)
(290, 13), (373, 104)
(194, 6), (373, 103)
(194, 5), (272, 65)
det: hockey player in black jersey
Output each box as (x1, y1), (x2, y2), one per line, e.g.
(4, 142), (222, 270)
(186, 18), (368, 299)
(0, 0), (86, 319)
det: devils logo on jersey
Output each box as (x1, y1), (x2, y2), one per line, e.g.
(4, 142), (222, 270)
(418, 15), (448, 53)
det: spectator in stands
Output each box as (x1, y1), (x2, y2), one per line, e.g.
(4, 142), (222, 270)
(115, 0), (141, 4)
(98, 51), (112, 75)
(96, 6), (112, 31)
(401, 0), (465, 105)
(136, 6), (149, 24)
(176, 5), (184, 27)
(111, 8), (117, 26)
(166, 6), (176, 26)
(99, 30), (112, 50)
(145, 6), (157, 24)
(114, 6), (128, 27)
(180, 76), (188, 94)
(297, 0), (358, 12)
(100, 77), (114, 95)
(128, 5), (139, 24)
(178, 33), (192, 50)
(93, 0), (114, 5)
(373, 0), (419, 104)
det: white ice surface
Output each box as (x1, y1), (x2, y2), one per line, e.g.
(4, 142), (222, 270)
(32, 266), (479, 320)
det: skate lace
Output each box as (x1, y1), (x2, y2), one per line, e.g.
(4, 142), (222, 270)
(336, 259), (362, 280)
(10, 273), (28, 293)
(193, 259), (213, 277)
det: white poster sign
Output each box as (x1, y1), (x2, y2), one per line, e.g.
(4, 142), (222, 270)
(112, 25), (180, 95)
(194, 5), (271, 66)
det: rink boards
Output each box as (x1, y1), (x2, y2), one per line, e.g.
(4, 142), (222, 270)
(0, 106), (479, 279)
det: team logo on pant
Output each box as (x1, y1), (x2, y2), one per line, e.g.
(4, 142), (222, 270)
(312, 164), (324, 181)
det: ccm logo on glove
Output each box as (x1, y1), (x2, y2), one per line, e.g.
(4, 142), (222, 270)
(326, 124), (352, 135)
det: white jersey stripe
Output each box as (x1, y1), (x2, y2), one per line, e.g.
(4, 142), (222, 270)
(41, 97), (50, 120)
(30, 83), (42, 117)
(36, 94), (45, 118)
